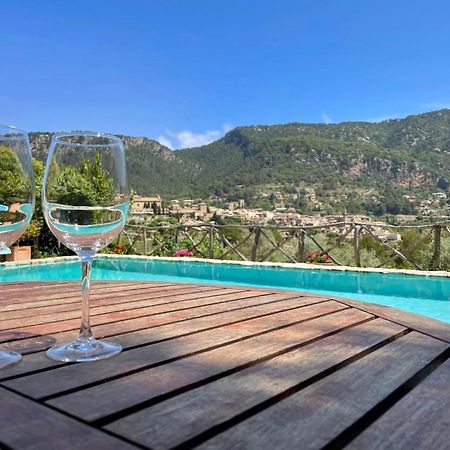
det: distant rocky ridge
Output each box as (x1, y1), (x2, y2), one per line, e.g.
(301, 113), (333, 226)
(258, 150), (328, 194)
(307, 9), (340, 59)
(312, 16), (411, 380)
(28, 109), (450, 206)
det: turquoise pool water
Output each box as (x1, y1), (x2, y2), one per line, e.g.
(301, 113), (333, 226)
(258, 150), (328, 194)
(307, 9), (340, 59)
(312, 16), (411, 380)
(2, 256), (450, 324)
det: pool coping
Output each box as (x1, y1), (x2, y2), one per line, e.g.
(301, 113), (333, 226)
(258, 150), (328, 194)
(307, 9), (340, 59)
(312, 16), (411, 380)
(2, 254), (450, 279)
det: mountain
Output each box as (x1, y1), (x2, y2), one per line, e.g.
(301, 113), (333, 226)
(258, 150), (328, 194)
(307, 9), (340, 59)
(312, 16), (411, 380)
(178, 109), (450, 194)
(29, 132), (191, 197)
(29, 109), (450, 214)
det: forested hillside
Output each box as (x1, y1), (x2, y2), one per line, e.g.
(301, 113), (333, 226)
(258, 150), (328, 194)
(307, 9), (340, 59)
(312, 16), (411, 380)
(29, 109), (450, 214)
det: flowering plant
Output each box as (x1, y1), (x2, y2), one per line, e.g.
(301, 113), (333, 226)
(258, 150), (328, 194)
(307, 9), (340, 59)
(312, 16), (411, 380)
(174, 249), (194, 257)
(306, 251), (331, 263)
(112, 244), (128, 254)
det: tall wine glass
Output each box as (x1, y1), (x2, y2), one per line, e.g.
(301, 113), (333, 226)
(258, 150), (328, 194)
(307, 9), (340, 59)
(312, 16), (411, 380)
(0, 125), (35, 368)
(42, 132), (130, 362)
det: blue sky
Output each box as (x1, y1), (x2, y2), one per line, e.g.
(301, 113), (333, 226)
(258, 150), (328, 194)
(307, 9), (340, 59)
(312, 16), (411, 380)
(2, 0), (450, 148)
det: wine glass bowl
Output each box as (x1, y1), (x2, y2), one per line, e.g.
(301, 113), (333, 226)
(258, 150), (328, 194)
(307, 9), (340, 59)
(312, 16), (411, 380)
(43, 132), (130, 362)
(0, 126), (35, 251)
(0, 125), (35, 368)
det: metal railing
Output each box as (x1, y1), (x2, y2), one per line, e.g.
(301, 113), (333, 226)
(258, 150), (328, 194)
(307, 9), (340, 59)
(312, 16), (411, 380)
(119, 221), (450, 271)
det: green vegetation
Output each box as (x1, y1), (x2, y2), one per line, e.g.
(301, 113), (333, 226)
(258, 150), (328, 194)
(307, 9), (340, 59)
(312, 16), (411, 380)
(45, 154), (115, 207)
(176, 110), (450, 210)
(19, 154), (120, 258)
(0, 146), (29, 203)
(11, 108), (450, 264)
(122, 221), (450, 271)
(31, 109), (450, 216)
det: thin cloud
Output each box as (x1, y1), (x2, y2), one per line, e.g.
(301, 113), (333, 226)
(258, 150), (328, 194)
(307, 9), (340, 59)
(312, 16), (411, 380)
(321, 112), (333, 124)
(157, 135), (173, 149)
(158, 124), (233, 149)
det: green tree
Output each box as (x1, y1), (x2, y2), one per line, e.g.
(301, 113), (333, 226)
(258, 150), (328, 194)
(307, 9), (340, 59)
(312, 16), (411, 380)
(19, 159), (44, 244)
(47, 153), (115, 207)
(35, 153), (118, 257)
(0, 146), (28, 203)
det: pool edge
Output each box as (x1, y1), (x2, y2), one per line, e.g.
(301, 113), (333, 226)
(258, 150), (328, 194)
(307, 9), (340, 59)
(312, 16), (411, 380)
(2, 254), (450, 279)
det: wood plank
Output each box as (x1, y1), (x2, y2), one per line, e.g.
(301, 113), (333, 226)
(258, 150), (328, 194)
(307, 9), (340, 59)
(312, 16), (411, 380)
(336, 296), (450, 343)
(0, 282), (197, 310)
(0, 280), (145, 291)
(45, 305), (367, 421)
(0, 291), (304, 347)
(193, 332), (448, 450)
(0, 280), (149, 299)
(347, 356), (450, 450)
(6, 300), (343, 400)
(0, 352), (61, 380)
(0, 387), (138, 450)
(0, 286), (239, 326)
(2, 282), (450, 450)
(0, 281), (74, 291)
(0, 295), (329, 379)
(0, 288), (223, 323)
(0, 289), (291, 340)
(105, 318), (405, 449)
(0, 284), (174, 314)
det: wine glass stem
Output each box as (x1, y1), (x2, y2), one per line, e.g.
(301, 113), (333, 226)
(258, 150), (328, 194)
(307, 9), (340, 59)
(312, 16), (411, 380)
(80, 257), (93, 339)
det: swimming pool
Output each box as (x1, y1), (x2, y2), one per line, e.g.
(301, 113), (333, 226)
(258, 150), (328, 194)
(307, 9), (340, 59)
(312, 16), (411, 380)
(2, 256), (450, 324)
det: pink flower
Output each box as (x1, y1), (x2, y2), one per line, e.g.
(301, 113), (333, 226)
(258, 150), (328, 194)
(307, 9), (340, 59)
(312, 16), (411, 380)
(174, 249), (194, 257)
(306, 251), (331, 263)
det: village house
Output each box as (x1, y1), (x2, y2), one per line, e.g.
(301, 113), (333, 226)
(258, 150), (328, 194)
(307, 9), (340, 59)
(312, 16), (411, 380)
(132, 195), (162, 212)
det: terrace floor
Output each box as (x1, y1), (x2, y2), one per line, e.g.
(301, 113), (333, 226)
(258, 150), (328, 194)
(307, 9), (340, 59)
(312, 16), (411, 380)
(1, 281), (450, 449)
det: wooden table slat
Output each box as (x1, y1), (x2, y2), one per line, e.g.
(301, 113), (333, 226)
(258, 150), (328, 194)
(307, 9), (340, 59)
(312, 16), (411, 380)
(0, 290), (300, 343)
(105, 318), (405, 449)
(0, 281), (169, 304)
(0, 286), (242, 329)
(0, 387), (138, 450)
(194, 331), (448, 450)
(46, 304), (366, 421)
(347, 355), (450, 450)
(0, 283), (222, 314)
(0, 295), (331, 378)
(337, 297), (450, 343)
(1, 280), (450, 450)
(5, 300), (346, 400)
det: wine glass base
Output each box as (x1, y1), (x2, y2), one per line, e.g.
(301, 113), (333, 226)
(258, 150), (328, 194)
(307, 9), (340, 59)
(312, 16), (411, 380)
(46, 337), (122, 362)
(0, 349), (22, 369)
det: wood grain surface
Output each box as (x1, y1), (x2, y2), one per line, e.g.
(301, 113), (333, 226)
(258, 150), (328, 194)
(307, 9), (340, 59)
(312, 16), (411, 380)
(0, 280), (449, 450)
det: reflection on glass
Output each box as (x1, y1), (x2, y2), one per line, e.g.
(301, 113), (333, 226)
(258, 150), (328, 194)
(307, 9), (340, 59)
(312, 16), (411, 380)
(42, 132), (130, 362)
(0, 125), (35, 368)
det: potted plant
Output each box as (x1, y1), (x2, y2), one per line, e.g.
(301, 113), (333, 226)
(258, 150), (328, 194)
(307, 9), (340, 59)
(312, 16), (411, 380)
(6, 214), (42, 262)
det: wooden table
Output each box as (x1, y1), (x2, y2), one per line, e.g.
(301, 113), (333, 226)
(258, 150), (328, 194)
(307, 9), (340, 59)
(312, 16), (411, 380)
(1, 281), (450, 450)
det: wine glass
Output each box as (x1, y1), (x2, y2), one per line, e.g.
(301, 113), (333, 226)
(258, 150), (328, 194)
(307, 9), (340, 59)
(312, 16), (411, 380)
(42, 132), (130, 362)
(0, 125), (35, 368)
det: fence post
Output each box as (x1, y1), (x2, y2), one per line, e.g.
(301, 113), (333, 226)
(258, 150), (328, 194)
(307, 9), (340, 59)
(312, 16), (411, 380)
(298, 229), (306, 263)
(432, 224), (442, 270)
(143, 229), (147, 254)
(174, 227), (179, 250)
(353, 225), (361, 267)
(209, 226), (214, 259)
(251, 227), (261, 261)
